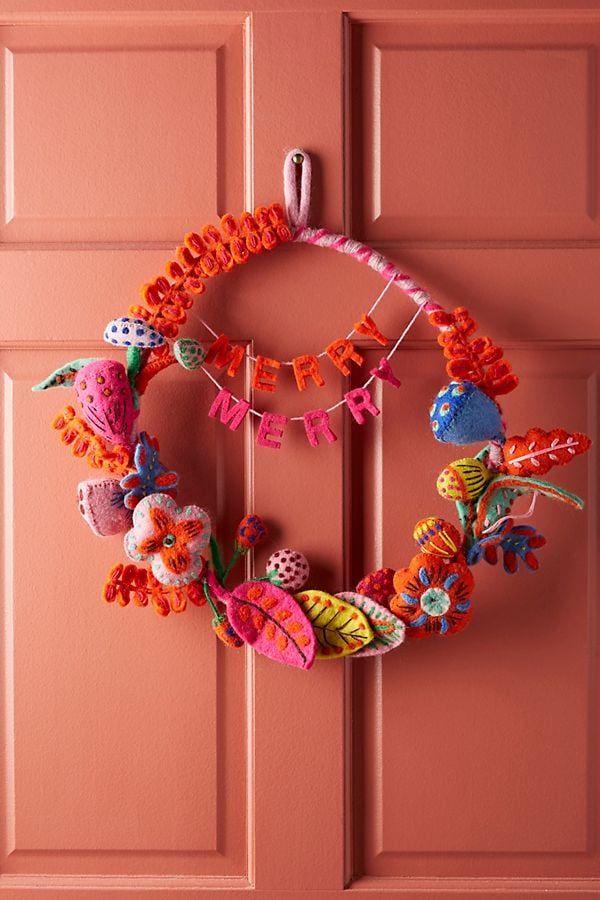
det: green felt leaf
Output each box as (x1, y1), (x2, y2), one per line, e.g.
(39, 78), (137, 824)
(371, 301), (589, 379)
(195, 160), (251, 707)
(31, 358), (98, 392)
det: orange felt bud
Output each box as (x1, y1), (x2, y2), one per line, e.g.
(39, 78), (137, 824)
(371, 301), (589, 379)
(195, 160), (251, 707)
(245, 232), (263, 254)
(201, 224), (221, 247)
(205, 334), (245, 377)
(292, 355), (325, 391)
(326, 339), (364, 376)
(230, 236), (249, 264)
(240, 212), (259, 233)
(261, 226), (278, 250)
(354, 313), (389, 346)
(220, 213), (238, 237)
(252, 356), (281, 393)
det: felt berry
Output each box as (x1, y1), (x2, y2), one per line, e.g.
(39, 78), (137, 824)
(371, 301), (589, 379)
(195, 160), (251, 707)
(77, 478), (132, 537)
(74, 359), (138, 447)
(124, 493), (211, 586)
(173, 338), (207, 371)
(266, 549), (310, 591)
(429, 381), (503, 445)
(391, 553), (474, 638)
(355, 567), (395, 605)
(436, 457), (492, 502)
(236, 514), (268, 550)
(412, 517), (462, 558)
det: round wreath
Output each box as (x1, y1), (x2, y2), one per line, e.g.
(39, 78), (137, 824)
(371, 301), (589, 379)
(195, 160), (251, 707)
(33, 149), (591, 668)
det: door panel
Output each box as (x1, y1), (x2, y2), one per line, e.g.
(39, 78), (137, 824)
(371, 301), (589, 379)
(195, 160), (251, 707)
(1, 1), (599, 897)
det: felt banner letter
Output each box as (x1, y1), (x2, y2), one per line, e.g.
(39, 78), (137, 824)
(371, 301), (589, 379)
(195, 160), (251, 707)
(257, 412), (288, 449)
(345, 387), (380, 425)
(204, 334), (245, 377)
(354, 314), (389, 346)
(292, 355), (325, 392)
(370, 357), (401, 389)
(303, 409), (338, 448)
(325, 339), (364, 376)
(253, 356), (281, 393)
(208, 388), (250, 431)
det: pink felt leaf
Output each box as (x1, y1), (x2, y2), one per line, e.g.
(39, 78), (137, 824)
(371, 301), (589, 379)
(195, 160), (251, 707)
(213, 577), (316, 670)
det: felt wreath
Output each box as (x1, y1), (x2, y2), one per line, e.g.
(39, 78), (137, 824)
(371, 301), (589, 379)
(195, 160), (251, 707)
(33, 149), (591, 668)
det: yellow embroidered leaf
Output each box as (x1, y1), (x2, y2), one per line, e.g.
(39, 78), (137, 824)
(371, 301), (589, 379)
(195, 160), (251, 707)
(294, 590), (373, 659)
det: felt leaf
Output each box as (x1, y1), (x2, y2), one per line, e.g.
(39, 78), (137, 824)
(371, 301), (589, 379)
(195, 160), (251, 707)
(475, 474), (584, 537)
(104, 317), (165, 349)
(336, 592), (405, 657)
(212, 578), (316, 670)
(32, 358), (98, 391)
(295, 590), (373, 659)
(501, 428), (591, 476)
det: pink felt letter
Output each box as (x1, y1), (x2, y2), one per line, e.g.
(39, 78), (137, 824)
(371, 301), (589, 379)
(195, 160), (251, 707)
(345, 387), (380, 425)
(208, 388), (250, 431)
(370, 357), (402, 389)
(257, 412), (288, 449)
(303, 409), (338, 448)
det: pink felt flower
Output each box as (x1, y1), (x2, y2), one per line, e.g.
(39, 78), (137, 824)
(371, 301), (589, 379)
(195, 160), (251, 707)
(124, 493), (211, 586)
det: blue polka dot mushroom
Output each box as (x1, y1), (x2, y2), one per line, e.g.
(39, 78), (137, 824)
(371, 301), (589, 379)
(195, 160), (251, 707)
(103, 317), (165, 350)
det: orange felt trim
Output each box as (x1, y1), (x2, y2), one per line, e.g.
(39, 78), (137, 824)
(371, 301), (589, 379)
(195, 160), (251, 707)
(205, 334), (245, 377)
(128, 204), (291, 349)
(292, 355), (325, 391)
(252, 356), (281, 393)
(325, 339), (364, 376)
(354, 314), (389, 346)
(52, 406), (131, 476)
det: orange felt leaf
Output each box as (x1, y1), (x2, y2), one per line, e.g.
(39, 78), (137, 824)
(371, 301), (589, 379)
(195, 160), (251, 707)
(501, 428), (591, 476)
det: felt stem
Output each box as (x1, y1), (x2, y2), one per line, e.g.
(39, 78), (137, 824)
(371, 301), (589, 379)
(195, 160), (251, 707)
(136, 353), (176, 395)
(202, 579), (223, 622)
(209, 535), (226, 585)
(222, 546), (243, 584)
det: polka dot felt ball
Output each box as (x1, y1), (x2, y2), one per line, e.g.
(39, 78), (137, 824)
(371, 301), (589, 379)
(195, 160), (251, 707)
(436, 458), (492, 502)
(266, 549), (310, 591)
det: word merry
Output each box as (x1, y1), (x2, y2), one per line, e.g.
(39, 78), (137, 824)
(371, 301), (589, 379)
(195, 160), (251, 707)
(208, 357), (401, 449)
(204, 314), (390, 394)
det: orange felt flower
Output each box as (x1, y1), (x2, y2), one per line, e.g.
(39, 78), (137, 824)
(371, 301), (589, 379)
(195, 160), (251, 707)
(390, 553), (474, 639)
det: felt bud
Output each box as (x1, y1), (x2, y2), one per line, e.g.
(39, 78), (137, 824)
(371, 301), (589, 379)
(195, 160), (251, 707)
(413, 517), (462, 558)
(345, 387), (380, 425)
(257, 412), (288, 449)
(253, 356), (281, 392)
(303, 409), (338, 448)
(370, 357), (401, 389)
(326, 339), (364, 376)
(74, 359), (137, 447)
(355, 568), (396, 606)
(173, 338), (207, 371)
(208, 388), (250, 431)
(77, 479), (132, 537)
(292, 355), (325, 391)
(436, 458), (492, 502)
(266, 549), (310, 591)
(430, 381), (504, 445)
(354, 314), (389, 346)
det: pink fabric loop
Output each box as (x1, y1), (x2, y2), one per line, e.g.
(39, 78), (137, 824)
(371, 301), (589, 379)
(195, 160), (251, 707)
(283, 148), (312, 229)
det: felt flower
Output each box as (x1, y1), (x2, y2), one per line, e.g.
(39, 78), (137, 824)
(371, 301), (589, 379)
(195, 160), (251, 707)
(120, 432), (179, 510)
(236, 514), (268, 550)
(124, 492), (211, 586)
(390, 554), (474, 638)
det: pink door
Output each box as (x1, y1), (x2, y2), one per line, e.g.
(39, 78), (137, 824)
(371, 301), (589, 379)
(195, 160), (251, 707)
(1, 1), (598, 897)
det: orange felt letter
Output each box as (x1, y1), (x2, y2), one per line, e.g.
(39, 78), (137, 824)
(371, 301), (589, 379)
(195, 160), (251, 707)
(354, 314), (389, 346)
(205, 334), (245, 377)
(292, 355), (325, 391)
(325, 339), (364, 376)
(252, 356), (281, 392)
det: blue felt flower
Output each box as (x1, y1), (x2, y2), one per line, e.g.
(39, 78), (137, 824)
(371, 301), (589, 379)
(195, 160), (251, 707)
(120, 432), (179, 510)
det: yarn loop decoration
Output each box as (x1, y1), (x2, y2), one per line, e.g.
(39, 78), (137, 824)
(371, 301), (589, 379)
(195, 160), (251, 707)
(33, 149), (591, 667)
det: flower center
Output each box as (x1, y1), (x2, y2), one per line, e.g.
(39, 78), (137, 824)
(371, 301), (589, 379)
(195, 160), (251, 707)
(162, 533), (176, 548)
(420, 587), (451, 617)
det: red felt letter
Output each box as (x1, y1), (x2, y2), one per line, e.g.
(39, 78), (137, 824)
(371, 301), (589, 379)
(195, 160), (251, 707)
(292, 355), (325, 392)
(325, 339), (364, 376)
(344, 387), (380, 425)
(256, 412), (288, 449)
(303, 409), (338, 448)
(208, 388), (250, 431)
(253, 356), (281, 392)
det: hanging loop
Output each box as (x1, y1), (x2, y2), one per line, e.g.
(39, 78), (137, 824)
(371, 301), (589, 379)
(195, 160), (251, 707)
(283, 147), (312, 230)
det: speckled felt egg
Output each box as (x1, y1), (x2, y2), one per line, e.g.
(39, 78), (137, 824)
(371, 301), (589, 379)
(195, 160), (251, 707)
(436, 457), (492, 502)
(413, 517), (462, 558)
(104, 317), (164, 349)
(429, 381), (504, 445)
(355, 567), (396, 606)
(266, 549), (310, 591)
(173, 338), (207, 371)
